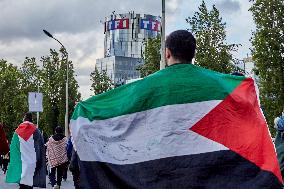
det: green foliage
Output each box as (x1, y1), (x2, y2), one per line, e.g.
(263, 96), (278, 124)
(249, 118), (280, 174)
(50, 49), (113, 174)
(186, 1), (239, 74)
(0, 48), (81, 140)
(39, 48), (81, 135)
(0, 60), (27, 140)
(138, 37), (161, 77)
(90, 67), (113, 95)
(250, 0), (284, 136)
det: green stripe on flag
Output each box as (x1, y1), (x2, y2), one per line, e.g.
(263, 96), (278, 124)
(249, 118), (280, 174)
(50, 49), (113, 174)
(72, 64), (245, 121)
(6, 133), (22, 183)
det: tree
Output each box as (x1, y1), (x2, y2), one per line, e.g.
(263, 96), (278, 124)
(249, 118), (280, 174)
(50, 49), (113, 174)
(137, 37), (161, 77)
(250, 0), (284, 135)
(90, 67), (112, 95)
(0, 48), (81, 139)
(21, 57), (42, 89)
(0, 60), (27, 140)
(40, 48), (81, 135)
(186, 1), (239, 74)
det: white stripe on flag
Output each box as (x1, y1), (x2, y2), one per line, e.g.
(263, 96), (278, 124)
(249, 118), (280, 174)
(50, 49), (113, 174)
(71, 100), (228, 164)
(19, 135), (36, 186)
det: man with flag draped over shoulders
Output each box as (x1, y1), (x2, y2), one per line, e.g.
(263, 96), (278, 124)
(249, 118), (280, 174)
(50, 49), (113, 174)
(6, 112), (46, 189)
(70, 30), (283, 189)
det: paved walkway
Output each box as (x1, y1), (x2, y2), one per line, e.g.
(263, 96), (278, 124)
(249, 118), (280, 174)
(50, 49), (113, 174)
(0, 170), (75, 189)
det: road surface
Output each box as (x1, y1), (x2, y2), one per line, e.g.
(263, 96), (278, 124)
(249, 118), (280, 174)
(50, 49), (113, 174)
(0, 169), (75, 189)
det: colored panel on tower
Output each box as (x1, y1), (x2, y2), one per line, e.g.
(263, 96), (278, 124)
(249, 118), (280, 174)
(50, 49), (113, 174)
(106, 19), (129, 31)
(140, 19), (160, 31)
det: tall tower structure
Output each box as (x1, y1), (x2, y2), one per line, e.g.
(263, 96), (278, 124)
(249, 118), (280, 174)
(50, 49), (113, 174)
(96, 12), (161, 85)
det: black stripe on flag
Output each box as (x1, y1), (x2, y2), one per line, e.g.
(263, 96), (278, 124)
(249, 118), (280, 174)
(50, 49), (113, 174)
(32, 129), (46, 188)
(79, 150), (282, 189)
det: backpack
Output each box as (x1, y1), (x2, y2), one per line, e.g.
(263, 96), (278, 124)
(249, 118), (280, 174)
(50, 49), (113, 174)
(277, 116), (284, 131)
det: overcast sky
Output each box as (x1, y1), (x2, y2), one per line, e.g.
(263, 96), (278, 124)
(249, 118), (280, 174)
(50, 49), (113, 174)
(0, 0), (255, 100)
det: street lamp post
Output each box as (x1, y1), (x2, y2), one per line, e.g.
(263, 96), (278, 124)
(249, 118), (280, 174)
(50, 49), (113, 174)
(43, 29), (69, 138)
(160, 0), (166, 70)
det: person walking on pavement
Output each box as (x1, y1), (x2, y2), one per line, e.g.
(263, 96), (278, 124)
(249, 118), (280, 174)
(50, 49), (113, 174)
(6, 112), (46, 189)
(68, 136), (80, 189)
(0, 123), (9, 156)
(62, 135), (73, 182)
(274, 109), (284, 181)
(46, 126), (68, 189)
(0, 124), (9, 174)
(0, 155), (3, 171)
(2, 151), (9, 174)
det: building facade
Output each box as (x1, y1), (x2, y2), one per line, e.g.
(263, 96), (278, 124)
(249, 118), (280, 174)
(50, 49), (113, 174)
(96, 56), (143, 85)
(96, 12), (161, 85)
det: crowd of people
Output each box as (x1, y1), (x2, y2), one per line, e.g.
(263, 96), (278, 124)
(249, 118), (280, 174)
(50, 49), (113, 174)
(1, 112), (80, 189)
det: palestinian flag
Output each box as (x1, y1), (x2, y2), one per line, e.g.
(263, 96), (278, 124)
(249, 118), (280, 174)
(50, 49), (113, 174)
(71, 64), (283, 189)
(6, 121), (46, 188)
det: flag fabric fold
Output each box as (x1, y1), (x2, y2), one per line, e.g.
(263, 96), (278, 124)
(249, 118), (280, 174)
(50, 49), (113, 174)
(71, 64), (282, 189)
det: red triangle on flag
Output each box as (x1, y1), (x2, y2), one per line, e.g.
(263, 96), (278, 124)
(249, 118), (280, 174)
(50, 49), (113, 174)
(190, 78), (283, 183)
(16, 122), (36, 141)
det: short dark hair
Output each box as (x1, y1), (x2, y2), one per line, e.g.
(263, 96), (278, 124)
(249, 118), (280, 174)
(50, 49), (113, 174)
(165, 30), (196, 62)
(55, 126), (63, 134)
(24, 112), (33, 122)
(231, 72), (244, 76)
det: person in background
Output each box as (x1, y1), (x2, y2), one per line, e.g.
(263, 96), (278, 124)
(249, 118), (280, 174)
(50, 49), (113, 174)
(0, 123), (9, 156)
(0, 155), (3, 171)
(274, 109), (284, 181)
(66, 135), (73, 163)
(62, 135), (73, 182)
(2, 150), (9, 174)
(70, 149), (80, 189)
(6, 112), (46, 189)
(68, 136), (80, 189)
(46, 126), (68, 189)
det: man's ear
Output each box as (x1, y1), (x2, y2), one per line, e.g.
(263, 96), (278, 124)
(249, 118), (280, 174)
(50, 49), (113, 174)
(165, 48), (171, 59)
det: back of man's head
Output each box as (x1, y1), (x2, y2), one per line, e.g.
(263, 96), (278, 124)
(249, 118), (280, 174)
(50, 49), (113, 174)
(55, 126), (63, 134)
(231, 72), (245, 76)
(24, 112), (33, 122)
(165, 30), (196, 63)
